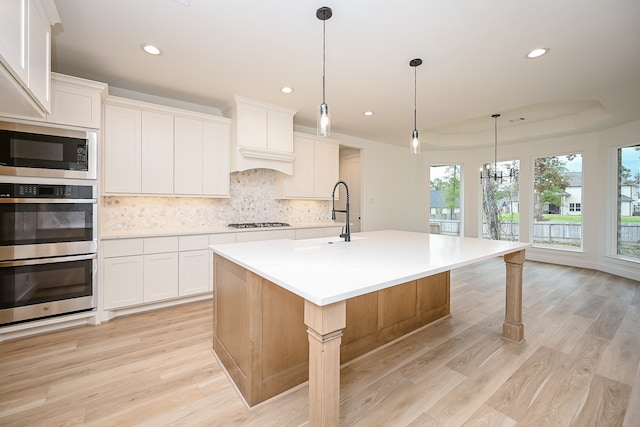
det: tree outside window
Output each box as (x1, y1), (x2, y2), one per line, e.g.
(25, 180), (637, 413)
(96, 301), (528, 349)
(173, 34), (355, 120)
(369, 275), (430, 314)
(533, 154), (582, 249)
(617, 145), (640, 259)
(481, 160), (519, 241)
(430, 165), (460, 235)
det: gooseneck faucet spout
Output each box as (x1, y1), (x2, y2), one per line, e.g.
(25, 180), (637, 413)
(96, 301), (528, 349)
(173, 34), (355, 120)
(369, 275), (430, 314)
(331, 180), (351, 242)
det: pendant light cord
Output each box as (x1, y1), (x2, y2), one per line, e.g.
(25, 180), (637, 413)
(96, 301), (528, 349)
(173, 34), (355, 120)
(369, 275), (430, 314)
(494, 114), (498, 173)
(413, 65), (417, 131)
(322, 19), (326, 104)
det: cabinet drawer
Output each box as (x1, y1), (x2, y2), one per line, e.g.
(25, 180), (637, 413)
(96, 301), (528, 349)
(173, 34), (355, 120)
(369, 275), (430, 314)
(295, 228), (325, 240)
(179, 234), (210, 251)
(210, 233), (237, 245)
(236, 229), (295, 243)
(144, 236), (179, 254)
(324, 226), (343, 237)
(102, 239), (144, 257)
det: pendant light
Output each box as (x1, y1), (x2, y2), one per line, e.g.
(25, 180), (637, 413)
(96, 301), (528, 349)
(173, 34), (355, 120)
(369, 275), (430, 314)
(316, 6), (332, 137)
(480, 113), (516, 182)
(410, 58), (422, 155)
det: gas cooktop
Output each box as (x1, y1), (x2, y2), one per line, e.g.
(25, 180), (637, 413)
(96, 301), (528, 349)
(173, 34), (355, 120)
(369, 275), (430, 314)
(227, 222), (291, 229)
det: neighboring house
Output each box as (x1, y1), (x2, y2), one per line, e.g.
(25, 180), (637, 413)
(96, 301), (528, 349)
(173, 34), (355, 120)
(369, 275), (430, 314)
(429, 190), (460, 220)
(497, 197), (519, 214)
(553, 172), (639, 216)
(562, 172), (583, 216)
(621, 182), (640, 216)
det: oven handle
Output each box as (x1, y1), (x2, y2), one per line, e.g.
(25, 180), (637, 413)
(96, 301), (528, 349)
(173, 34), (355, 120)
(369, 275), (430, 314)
(0, 198), (97, 204)
(0, 253), (97, 267)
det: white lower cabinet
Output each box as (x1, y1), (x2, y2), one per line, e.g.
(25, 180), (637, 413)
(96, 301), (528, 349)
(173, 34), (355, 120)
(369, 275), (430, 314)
(143, 252), (179, 302)
(178, 234), (211, 296)
(179, 250), (210, 296)
(102, 237), (179, 310)
(101, 227), (343, 316)
(103, 255), (144, 309)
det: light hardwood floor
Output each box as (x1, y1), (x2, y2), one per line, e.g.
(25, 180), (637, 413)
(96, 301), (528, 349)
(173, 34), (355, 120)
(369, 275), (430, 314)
(1, 259), (639, 426)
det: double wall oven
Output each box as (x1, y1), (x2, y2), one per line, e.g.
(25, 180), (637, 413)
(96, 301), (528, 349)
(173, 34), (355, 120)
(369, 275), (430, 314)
(0, 121), (97, 326)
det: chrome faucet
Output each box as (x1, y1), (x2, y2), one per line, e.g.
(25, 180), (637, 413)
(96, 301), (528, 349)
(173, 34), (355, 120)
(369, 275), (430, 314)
(331, 180), (351, 242)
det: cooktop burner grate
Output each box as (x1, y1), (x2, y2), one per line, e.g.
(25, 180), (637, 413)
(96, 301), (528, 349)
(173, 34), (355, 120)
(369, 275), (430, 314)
(227, 222), (291, 228)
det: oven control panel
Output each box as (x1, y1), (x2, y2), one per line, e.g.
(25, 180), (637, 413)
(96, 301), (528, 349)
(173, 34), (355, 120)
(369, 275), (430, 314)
(0, 183), (93, 199)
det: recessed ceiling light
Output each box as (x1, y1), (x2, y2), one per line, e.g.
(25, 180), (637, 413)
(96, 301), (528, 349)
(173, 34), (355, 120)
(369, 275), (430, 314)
(280, 87), (294, 94)
(141, 44), (162, 55)
(526, 48), (549, 59)
(363, 111), (374, 116)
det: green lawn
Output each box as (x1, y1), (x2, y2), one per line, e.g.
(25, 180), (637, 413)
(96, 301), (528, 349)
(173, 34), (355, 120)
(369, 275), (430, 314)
(500, 213), (640, 223)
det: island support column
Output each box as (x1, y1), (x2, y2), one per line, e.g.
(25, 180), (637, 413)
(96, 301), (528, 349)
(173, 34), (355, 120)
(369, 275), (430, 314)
(502, 249), (525, 343)
(304, 299), (347, 427)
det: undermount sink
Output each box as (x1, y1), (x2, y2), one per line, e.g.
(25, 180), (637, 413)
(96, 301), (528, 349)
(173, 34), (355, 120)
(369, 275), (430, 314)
(324, 235), (364, 244)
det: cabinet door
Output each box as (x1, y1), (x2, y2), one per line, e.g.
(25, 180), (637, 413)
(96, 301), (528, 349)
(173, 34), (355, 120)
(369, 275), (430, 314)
(267, 108), (294, 152)
(143, 252), (178, 302)
(179, 250), (210, 296)
(285, 135), (314, 197)
(141, 111), (174, 194)
(103, 255), (144, 309)
(26, 0), (51, 112)
(236, 102), (267, 150)
(104, 104), (142, 193)
(0, 0), (28, 83)
(202, 120), (230, 196)
(314, 140), (339, 198)
(47, 78), (103, 128)
(174, 116), (203, 195)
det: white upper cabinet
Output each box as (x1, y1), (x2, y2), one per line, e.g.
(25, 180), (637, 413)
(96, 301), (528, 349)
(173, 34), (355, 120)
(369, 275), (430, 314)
(276, 132), (340, 199)
(226, 95), (296, 175)
(0, 0), (60, 118)
(47, 73), (106, 129)
(174, 116), (203, 194)
(142, 111), (174, 194)
(103, 96), (230, 197)
(0, 1), (29, 85)
(174, 116), (231, 196)
(104, 103), (142, 194)
(202, 120), (231, 196)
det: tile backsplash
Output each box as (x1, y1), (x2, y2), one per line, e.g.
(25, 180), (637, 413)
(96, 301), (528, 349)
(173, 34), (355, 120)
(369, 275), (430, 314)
(101, 169), (333, 232)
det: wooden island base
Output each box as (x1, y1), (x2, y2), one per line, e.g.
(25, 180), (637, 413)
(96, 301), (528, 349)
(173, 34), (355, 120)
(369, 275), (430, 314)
(213, 254), (450, 407)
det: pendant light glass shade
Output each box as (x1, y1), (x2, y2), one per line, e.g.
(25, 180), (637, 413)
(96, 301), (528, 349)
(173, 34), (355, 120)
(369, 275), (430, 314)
(410, 58), (422, 155)
(317, 7), (332, 137)
(318, 102), (330, 137)
(411, 129), (420, 155)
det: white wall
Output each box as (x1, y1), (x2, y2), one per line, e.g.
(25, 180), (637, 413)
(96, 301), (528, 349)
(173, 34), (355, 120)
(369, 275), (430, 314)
(425, 120), (640, 281)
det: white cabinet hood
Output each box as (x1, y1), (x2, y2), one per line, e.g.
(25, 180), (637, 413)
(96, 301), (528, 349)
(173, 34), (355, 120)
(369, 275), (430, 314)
(225, 96), (297, 175)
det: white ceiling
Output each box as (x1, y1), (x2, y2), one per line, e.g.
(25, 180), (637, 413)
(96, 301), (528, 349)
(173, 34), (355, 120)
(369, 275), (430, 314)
(51, 0), (640, 149)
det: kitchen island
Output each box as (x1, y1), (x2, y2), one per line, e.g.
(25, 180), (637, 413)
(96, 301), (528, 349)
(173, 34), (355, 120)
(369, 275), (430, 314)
(210, 230), (530, 426)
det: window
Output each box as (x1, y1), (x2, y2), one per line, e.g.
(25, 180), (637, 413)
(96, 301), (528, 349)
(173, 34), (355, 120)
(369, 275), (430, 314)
(533, 154), (582, 250)
(429, 165), (460, 235)
(481, 160), (519, 241)
(617, 145), (640, 259)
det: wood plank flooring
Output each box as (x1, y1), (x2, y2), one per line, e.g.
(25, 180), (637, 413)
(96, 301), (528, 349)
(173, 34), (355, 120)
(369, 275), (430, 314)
(1, 259), (639, 426)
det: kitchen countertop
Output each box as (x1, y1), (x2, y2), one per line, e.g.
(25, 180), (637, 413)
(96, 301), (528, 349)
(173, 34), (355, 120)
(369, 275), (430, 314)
(209, 229), (531, 306)
(100, 222), (343, 239)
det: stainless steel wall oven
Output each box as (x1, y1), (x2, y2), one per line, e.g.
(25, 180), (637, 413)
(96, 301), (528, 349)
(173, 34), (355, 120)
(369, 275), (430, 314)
(0, 182), (97, 326)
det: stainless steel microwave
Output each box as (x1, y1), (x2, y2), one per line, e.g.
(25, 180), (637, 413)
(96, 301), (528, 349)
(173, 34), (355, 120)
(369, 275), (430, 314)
(0, 121), (97, 180)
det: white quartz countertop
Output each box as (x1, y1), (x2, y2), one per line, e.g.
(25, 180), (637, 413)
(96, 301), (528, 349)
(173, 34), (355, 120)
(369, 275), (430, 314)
(100, 222), (343, 239)
(209, 229), (531, 306)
